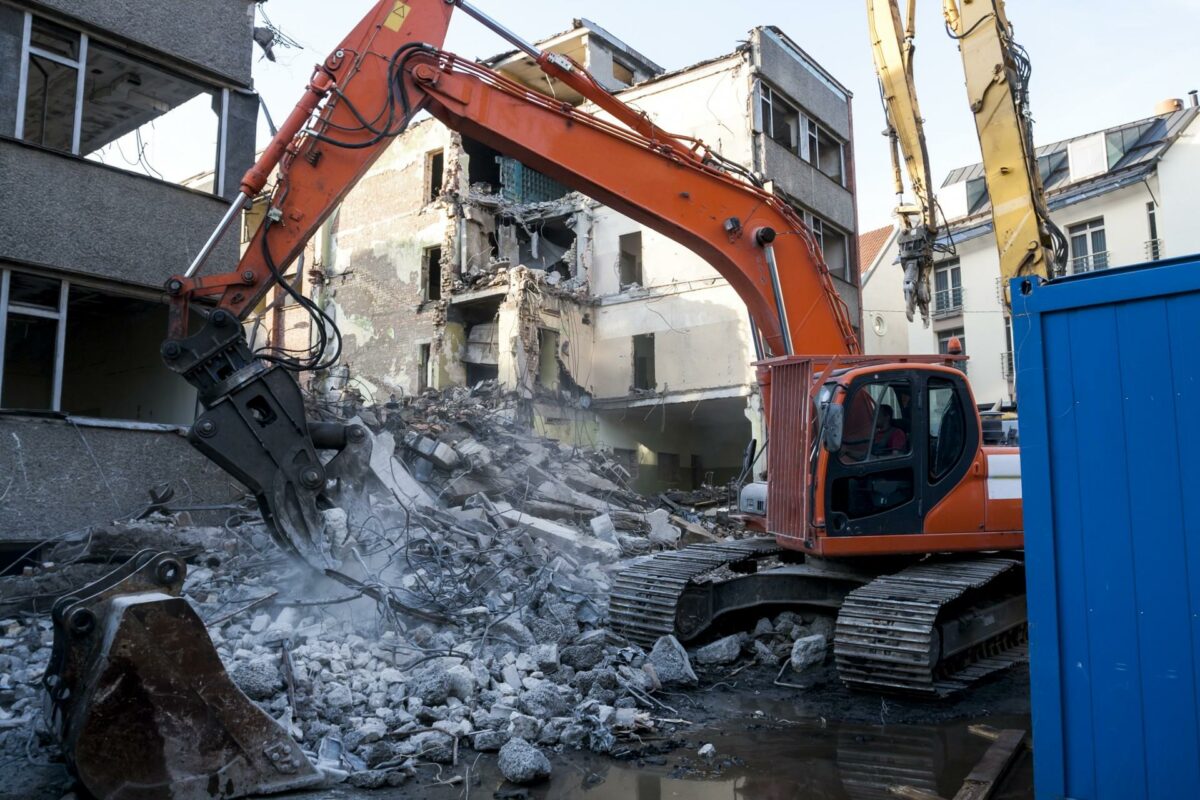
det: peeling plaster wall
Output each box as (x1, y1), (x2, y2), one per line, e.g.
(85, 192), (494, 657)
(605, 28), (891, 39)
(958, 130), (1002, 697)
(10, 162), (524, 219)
(582, 60), (759, 401)
(588, 202), (755, 399)
(323, 120), (455, 401)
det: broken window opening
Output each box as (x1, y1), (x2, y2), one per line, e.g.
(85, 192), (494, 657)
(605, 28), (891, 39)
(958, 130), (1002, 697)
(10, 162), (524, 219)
(461, 136), (502, 189)
(611, 58), (635, 86)
(537, 328), (559, 389)
(458, 299), (501, 385)
(59, 284), (195, 422)
(19, 16), (82, 153)
(82, 42), (221, 185)
(427, 149), (445, 202)
(0, 269), (66, 412)
(632, 333), (655, 391)
(417, 343), (431, 393)
(806, 119), (844, 185)
(2, 315), (57, 410)
(16, 13), (227, 189)
(759, 83), (799, 152)
(618, 231), (643, 288)
(423, 246), (443, 301)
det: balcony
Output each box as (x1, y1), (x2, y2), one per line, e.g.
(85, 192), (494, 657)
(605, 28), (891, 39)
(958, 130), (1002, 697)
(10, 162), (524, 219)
(933, 286), (964, 318)
(1146, 239), (1164, 261)
(1071, 251), (1110, 274)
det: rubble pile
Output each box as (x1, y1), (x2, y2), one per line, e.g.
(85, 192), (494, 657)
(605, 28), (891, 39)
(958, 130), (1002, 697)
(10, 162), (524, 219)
(351, 380), (688, 558)
(0, 383), (744, 790)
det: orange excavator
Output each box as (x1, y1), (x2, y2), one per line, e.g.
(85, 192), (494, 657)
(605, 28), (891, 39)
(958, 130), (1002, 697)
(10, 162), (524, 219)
(45, 2), (1032, 796)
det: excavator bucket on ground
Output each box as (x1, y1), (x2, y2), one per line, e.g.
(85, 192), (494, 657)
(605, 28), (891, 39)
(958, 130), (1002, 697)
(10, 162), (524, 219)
(42, 550), (322, 800)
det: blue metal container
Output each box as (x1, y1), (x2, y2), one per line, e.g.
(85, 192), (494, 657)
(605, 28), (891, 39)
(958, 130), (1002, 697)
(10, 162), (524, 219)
(1013, 255), (1200, 800)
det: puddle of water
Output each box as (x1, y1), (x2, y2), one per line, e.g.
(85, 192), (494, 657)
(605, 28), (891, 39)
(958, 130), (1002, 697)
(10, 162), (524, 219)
(346, 712), (1032, 800)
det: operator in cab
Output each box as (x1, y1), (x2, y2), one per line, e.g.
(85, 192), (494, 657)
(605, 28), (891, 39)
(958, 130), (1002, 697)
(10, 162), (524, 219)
(872, 404), (908, 456)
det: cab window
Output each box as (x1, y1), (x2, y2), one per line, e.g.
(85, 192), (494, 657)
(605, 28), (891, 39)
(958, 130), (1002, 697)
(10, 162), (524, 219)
(928, 377), (966, 481)
(839, 379), (912, 464)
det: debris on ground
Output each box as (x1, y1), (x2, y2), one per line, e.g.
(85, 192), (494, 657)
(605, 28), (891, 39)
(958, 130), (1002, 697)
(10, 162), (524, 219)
(0, 382), (739, 790)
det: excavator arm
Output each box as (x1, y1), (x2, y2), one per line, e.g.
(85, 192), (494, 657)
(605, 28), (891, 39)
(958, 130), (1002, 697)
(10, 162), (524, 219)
(867, 0), (1066, 324)
(161, 0), (859, 565)
(867, 0), (939, 324)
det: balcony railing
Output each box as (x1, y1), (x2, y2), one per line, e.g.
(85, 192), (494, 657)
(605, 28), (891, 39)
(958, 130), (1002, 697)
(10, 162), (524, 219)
(1071, 251), (1110, 274)
(1001, 350), (1014, 380)
(1146, 239), (1164, 261)
(933, 286), (964, 317)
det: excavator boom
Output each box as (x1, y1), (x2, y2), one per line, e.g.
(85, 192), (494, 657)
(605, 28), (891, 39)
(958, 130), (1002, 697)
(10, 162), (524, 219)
(158, 0), (859, 566)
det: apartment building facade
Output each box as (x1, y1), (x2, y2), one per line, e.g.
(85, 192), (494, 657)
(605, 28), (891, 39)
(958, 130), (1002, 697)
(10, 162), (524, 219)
(862, 102), (1200, 409)
(263, 20), (860, 492)
(0, 0), (257, 420)
(0, 0), (258, 540)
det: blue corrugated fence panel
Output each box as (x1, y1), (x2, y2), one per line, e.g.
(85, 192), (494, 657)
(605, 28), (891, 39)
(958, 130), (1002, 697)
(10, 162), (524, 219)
(1013, 255), (1200, 800)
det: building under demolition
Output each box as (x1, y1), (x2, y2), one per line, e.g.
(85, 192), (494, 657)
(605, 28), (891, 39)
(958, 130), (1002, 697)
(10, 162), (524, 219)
(261, 20), (861, 493)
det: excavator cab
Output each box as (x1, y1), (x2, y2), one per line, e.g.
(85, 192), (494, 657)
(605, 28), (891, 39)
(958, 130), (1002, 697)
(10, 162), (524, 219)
(821, 363), (977, 538)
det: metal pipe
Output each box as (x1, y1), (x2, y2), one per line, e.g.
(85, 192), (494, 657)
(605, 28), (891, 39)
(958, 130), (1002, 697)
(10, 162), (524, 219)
(747, 311), (764, 361)
(185, 192), (249, 278)
(454, 1), (543, 60)
(762, 242), (794, 356)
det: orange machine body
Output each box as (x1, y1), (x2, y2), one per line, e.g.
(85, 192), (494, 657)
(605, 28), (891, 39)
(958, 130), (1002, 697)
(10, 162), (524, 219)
(764, 355), (1023, 558)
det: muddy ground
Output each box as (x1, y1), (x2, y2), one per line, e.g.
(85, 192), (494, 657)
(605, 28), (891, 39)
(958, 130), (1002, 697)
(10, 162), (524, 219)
(3, 660), (1030, 799)
(308, 660), (1033, 799)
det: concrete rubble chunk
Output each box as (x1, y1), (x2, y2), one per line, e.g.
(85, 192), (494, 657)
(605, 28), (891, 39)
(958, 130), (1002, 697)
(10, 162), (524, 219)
(494, 503), (620, 563)
(694, 634), (742, 666)
(410, 671), (451, 705)
(403, 431), (460, 471)
(589, 514), (619, 545)
(518, 683), (569, 718)
(560, 643), (604, 671)
(498, 737), (552, 784)
(790, 634), (827, 672)
(752, 639), (780, 667)
(646, 509), (681, 547)
(368, 430), (436, 508)
(535, 480), (608, 512)
(648, 635), (697, 685)
(229, 659), (281, 701)
(409, 730), (455, 764)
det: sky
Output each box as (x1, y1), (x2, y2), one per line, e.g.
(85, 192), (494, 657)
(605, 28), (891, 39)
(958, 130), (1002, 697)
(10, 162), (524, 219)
(249, 0), (1200, 233)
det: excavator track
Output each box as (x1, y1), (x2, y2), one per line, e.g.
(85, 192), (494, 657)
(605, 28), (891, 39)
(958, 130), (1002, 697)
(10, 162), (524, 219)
(834, 557), (1027, 696)
(608, 538), (783, 647)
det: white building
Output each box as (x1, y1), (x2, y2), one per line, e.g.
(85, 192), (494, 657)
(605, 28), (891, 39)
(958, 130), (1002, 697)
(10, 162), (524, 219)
(861, 101), (1200, 409)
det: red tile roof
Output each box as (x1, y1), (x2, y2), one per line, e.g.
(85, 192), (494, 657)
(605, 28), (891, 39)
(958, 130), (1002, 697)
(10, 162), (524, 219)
(858, 225), (895, 277)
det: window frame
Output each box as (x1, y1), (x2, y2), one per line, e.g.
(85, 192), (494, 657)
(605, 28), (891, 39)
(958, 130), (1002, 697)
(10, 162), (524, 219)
(0, 268), (70, 411)
(933, 260), (963, 316)
(13, 11), (232, 195)
(1067, 217), (1108, 273)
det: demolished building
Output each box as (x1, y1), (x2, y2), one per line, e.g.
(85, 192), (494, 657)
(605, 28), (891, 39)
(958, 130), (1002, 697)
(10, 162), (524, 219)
(259, 20), (862, 494)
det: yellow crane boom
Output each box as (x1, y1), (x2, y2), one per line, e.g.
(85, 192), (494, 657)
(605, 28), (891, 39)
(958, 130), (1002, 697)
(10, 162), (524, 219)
(867, 0), (1066, 323)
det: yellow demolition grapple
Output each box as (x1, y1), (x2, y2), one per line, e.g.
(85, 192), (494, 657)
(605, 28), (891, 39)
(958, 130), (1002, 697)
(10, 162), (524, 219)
(42, 550), (322, 800)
